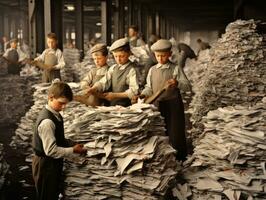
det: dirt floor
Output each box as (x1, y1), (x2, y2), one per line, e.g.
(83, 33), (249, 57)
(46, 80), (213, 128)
(0, 73), (37, 199)
(0, 124), (35, 200)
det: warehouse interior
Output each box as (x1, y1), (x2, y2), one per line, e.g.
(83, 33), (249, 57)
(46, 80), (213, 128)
(0, 0), (265, 199)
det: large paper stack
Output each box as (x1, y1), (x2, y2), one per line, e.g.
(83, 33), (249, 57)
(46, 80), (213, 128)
(173, 99), (266, 200)
(63, 103), (179, 199)
(186, 19), (266, 139)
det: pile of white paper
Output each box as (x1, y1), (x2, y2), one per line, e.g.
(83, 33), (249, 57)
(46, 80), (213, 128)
(64, 103), (179, 199)
(185, 19), (266, 139)
(174, 99), (266, 200)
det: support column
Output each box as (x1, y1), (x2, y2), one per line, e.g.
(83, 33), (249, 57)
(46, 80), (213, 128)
(51, 0), (63, 50)
(101, 0), (112, 45)
(44, 0), (51, 40)
(3, 14), (9, 38)
(155, 12), (160, 36)
(35, 0), (45, 53)
(114, 0), (125, 39)
(28, 0), (36, 56)
(0, 12), (3, 40)
(128, 0), (133, 26)
(75, 0), (84, 59)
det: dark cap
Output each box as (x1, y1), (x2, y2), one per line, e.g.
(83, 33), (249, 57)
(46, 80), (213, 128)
(151, 39), (172, 52)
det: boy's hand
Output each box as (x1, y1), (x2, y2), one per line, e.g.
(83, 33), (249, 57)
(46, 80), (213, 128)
(166, 79), (178, 88)
(131, 95), (138, 104)
(131, 94), (146, 104)
(73, 144), (87, 154)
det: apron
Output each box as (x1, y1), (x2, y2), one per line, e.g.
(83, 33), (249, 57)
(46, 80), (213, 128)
(42, 53), (61, 83)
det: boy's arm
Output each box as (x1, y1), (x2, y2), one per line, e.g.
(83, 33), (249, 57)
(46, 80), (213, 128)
(54, 49), (65, 69)
(92, 65), (115, 92)
(80, 70), (94, 90)
(125, 67), (139, 99)
(34, 49), (46, 61)
(38, 119), (73, 158)
(140, 67), (153, 97)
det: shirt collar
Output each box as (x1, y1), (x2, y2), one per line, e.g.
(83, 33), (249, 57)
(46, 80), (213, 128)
(45, 104), (62, 121)
(118, 61), (130, 70)
(155, 62), (171, 69)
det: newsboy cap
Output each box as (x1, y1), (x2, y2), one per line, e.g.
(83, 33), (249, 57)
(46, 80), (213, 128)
(90, 43), (108, 54)
(151, 39), (172, 52)
(109, 38), (130, 52)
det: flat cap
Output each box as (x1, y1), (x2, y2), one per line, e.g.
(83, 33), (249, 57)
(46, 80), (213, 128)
(109, 38), (129, 52)
(151, 39), (172, 52)
(9, 38), (18, 43)
(90, 43), (107, 54)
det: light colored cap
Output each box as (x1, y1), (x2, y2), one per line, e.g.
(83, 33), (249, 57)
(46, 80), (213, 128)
(90, 43), (107, 54)
(109, 38), (129, 52)
(151, 39), (172, 52)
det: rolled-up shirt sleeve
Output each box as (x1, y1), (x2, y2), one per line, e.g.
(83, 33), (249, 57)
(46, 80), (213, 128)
(34, 50), (46, 62)
(54, 50), (65, 70)
(141, 68), (153, 97)
(93, 65), (114, 92)
(3, 49), (10, 57)
(38, 119), (73, 159)
(80, 70), (94, 89)
(125, 68), (139, 98)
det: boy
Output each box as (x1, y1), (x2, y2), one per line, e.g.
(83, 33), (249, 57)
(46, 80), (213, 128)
(32, 81), (87, 200)
(196, 38), (211, 55)
(33, 32), (65, 83)
(2, 39), (22, 74)
(177, 42), (197, 69)
(80, 43), (110, 106)
(128, 25), (145, 47)
(137, 39), (190, 160)
(87, 38), (139, 107)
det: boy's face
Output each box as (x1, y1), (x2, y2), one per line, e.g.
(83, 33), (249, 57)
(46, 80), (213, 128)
(92, 53), (107, 67)
(10, 42), (17, 49)
(113, 51), (130, 65)
(47, 38), (57, 49)
(128, 28), (137, 38)
(48, 96), (69, 112)
(154, 51), (171, 64)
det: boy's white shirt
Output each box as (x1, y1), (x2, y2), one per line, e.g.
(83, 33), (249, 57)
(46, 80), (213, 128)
(35, 48), (65, 69)
(37, 104), (73, 159)
(93, 61), (139, 99)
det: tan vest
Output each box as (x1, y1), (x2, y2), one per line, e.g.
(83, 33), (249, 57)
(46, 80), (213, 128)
(150, 64), (179, 102)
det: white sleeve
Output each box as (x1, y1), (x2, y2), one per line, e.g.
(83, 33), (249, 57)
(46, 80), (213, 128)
(38, 119), (73, 159)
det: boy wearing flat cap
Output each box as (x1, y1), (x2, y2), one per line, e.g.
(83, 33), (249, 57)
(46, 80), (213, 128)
(137, 39), (190, 160)
(87, 38), (139, 107)
(80, 43), (110, 106)
(81, 43), (109, 89)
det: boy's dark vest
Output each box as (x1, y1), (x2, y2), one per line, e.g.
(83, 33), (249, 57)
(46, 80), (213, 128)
(110, 63), (134, 107)
(33, 108), (65, 157)
(6, 49), (20, 74)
